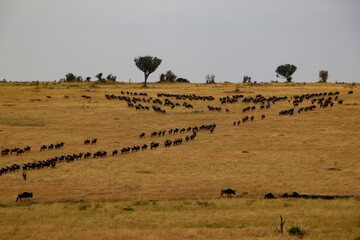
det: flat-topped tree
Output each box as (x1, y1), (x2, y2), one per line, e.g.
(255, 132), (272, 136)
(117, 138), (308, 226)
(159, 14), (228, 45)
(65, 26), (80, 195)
(276, 64), (297, 82)
(134, 56), (162, 87)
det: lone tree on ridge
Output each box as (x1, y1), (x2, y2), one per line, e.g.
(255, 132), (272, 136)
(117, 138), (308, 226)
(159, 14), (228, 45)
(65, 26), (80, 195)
(276, 64), (297, 82)
(134, 56), (162, 87)
(319, 70), (328, 83)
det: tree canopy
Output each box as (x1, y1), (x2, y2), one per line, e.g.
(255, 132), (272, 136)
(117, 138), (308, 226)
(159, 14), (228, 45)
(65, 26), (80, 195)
(243, 75), (252, 83)
(319, 70), (328, 83)
(276, 64), (297, 82)
(96, 73), (103, 82)
(160, 70), (177, 82)
(134, 56), (162, 87)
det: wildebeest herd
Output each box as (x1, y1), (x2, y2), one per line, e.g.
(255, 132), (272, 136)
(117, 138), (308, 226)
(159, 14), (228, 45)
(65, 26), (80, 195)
(1, 88), (355, 202)
(0, 123), (216, 181)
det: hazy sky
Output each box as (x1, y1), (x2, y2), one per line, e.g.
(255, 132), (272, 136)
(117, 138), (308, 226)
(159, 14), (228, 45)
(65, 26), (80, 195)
(0, 0), (359, 83)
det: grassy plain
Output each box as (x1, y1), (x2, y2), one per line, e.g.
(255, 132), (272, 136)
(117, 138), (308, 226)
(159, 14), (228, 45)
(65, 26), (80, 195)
(0, 82), (359, 239)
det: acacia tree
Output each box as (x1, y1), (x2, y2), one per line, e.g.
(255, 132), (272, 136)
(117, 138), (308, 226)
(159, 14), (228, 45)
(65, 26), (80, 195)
(319, 70), (328, 83)
(160, 70), (177, 82)
(134, 56), (162, 87)
(106, 74), (117, 82)
(65, 73), (76, 82)
(243, 75), (252, 84)
(96, 73), (103, 82)
(276, 64), (297, 82)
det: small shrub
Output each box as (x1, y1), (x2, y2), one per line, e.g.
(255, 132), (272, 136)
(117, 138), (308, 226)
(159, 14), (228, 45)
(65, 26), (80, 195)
(79, 205), (88, 210)
(288, 226), (304, 236)
(123, 207), (134, 211)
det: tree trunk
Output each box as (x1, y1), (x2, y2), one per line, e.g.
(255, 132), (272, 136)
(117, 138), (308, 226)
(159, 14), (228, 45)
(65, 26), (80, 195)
(144, 73), (149, 87)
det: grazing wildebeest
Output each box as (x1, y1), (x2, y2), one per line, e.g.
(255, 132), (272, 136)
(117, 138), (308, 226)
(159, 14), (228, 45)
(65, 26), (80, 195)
(40, 145), (47, 151)
(221, 188), (236, 197)
(140, 132), (145, 138)
(151, 142), (159, 150)
(16, 192), (33, 202)
(22, 172), (27, 180)
(84, 139), (90, 145)
(16, 149), (24, 155)
(91, 139), (97, 145)
(264, 193), (275, 199)
(141, 144), (148, 150)
(84, 152), (91, 159)
(261, 114), (265, 119)
(112, 150), (118, 156)
(1, 149), (9, 156)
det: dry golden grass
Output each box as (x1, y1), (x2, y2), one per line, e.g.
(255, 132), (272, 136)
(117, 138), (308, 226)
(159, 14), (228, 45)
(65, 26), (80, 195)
(0, 81), (359, 239)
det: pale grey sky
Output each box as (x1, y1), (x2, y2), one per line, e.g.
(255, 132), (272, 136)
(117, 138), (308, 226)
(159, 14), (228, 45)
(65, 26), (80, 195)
(0, 0), (359, 83)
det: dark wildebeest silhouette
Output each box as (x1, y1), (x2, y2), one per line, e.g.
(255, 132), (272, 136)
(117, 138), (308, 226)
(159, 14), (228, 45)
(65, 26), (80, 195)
(22, 172), (27, 180)
(112, 150), (118, 156)
(151, 142), (159, 150)
(221, 188), (236, 197)
(264, 193), (275, 199)
(16, 192), (33, 202)
(140, 132), (145, 138)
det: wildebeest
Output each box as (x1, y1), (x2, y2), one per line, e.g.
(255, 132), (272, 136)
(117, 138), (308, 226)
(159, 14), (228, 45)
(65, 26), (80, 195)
(16, 192), (33, 202)
(150, 142), (159, 150)
(140, 132), (145, 138)
(264, 193), (275, 199)
(112, 150), (118, 156)
(22, 172), (27, 180)
(221, 188), (236, 197)
(84, 152), (91, 159)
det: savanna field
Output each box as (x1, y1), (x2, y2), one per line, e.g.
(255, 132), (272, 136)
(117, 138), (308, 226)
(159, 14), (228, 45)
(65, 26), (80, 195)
(0, 81), (359, 239)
